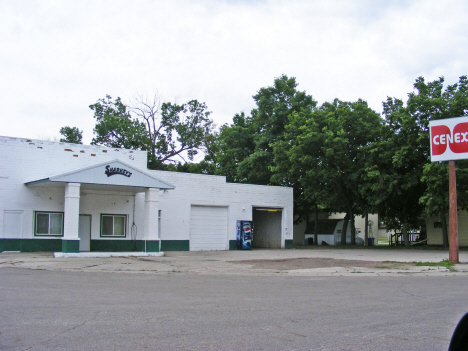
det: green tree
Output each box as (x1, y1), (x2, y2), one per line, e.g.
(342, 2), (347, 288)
(272, 99), (383, 245)
(215, 75), (318, 227)
(90, 95), (148, 150)
(89, 95), (214, 169)
(59, 126), (83, 144)
(421, 161), (468, 247)
(368, 76), (468, 247)
(157, 100), (213, 167)
(417, 76), (468, 246)
(215, 112), (256, 182)
(367, 96), (427, 247)
(238, 75), (317, 185)
(216, 75), (317, 185)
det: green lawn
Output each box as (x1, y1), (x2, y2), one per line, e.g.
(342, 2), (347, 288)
(377, 236), (389, 245)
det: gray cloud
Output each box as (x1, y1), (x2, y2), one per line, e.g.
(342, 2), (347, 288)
(1, 0), (467, 144)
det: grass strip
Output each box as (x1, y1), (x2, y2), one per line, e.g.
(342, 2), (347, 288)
(414, 259), (457, 272)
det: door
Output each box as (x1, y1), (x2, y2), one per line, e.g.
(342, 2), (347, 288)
(78, 215), (91, 252)
(190, 206), (228, 251)
(252, 208), (282, 248)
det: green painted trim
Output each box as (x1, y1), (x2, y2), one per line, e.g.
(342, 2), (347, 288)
(0, 238), (62, 252)
(145, 240), (160, 252)
(229, 240), (237, 250)
(62, 240), (80, 253)
(90, 240), (145, 252)
(285, 239), (294, 249)
(161, 240), (189, 251)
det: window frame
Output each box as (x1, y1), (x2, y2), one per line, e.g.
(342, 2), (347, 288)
(34, 211), (64, 237)
(100, 214), (127, 238)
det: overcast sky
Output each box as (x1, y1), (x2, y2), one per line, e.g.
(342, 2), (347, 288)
(1, 0), (468, 144)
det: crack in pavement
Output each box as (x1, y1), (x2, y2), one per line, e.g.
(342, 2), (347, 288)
(23, 311), (101, 350)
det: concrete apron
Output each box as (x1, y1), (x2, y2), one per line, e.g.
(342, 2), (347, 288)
(54, 252), (164, 258)
(2, 249), (468, 277)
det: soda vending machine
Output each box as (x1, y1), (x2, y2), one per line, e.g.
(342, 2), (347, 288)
(237, 220), (253, 250)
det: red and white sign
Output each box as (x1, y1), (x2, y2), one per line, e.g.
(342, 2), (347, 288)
(430, 116), (468, 162)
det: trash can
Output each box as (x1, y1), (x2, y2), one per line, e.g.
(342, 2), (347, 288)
(367, 238), (375, 246)
(307, 237), (314, 245)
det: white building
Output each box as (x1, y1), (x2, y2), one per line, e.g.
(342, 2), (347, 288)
(427, 212), (468, 246)
(0, 136), (293, 253)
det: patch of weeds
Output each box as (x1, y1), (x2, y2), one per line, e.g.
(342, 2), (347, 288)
(414, 259), (457, 272)
(376, 266), (389, 269)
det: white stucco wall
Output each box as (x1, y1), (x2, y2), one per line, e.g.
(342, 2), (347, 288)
(0, 136), (293, 249)
(145, 169), (293, 248)
(0, 136), (146, 240)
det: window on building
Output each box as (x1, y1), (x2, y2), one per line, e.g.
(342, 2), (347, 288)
(35, 212), (63, 236)
(101, 214), (126, 237)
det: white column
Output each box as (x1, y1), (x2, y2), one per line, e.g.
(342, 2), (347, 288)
(144, 188), (159, 241)
(63, 183), (81, 240)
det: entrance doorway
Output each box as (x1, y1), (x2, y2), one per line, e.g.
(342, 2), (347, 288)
(78, 215), (91, 252)
(252, 208), (282, 248)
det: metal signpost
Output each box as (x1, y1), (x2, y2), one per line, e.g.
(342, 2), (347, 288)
(429, 116), (468, 263)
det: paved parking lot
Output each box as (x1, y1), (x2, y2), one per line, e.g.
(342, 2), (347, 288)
(1, 248), (468, 276)
(1, 248), (467, 350)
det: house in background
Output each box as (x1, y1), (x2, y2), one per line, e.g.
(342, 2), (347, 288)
(293, 212), (389, 246)
(427, 212), (468, 246)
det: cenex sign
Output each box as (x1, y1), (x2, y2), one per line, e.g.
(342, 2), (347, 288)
(430, 116), (468, 161)
(429, 116), (468, 263)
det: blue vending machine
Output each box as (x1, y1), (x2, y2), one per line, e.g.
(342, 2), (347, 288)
(236, 220), (253, 250)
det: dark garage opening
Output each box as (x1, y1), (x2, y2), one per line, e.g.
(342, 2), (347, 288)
(252, 208), (282, 248)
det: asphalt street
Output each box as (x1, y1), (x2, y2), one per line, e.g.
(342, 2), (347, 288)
(1, 249), (468, 350)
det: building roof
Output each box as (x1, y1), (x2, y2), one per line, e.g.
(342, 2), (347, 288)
(25, 159), (175, 191)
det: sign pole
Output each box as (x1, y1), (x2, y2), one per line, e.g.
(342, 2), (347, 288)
(448, 160), (459, 263)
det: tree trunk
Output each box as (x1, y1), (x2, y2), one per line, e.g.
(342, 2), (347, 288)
(350, 208), (356, 245)
(314, 206), (318, 246)
(402, 221), (410, 247)
(341, 213), (349, 246)
(440, 211), (449, 248)
(364, 211), (369, 247)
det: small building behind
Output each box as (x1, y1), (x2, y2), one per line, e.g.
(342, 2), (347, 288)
(427, 212), (468, 246)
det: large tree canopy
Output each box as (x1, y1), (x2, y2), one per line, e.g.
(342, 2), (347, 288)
(272, 98), (383, 244)
(216, 75), (317, 185)
(61, 74), (468, 247)
(366, 75), (468, 246)
(89, 95), (214, 169)
(90, 95), (147, 150)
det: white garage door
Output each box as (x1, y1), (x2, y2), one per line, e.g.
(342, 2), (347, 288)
(190, 206), (228, 251)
